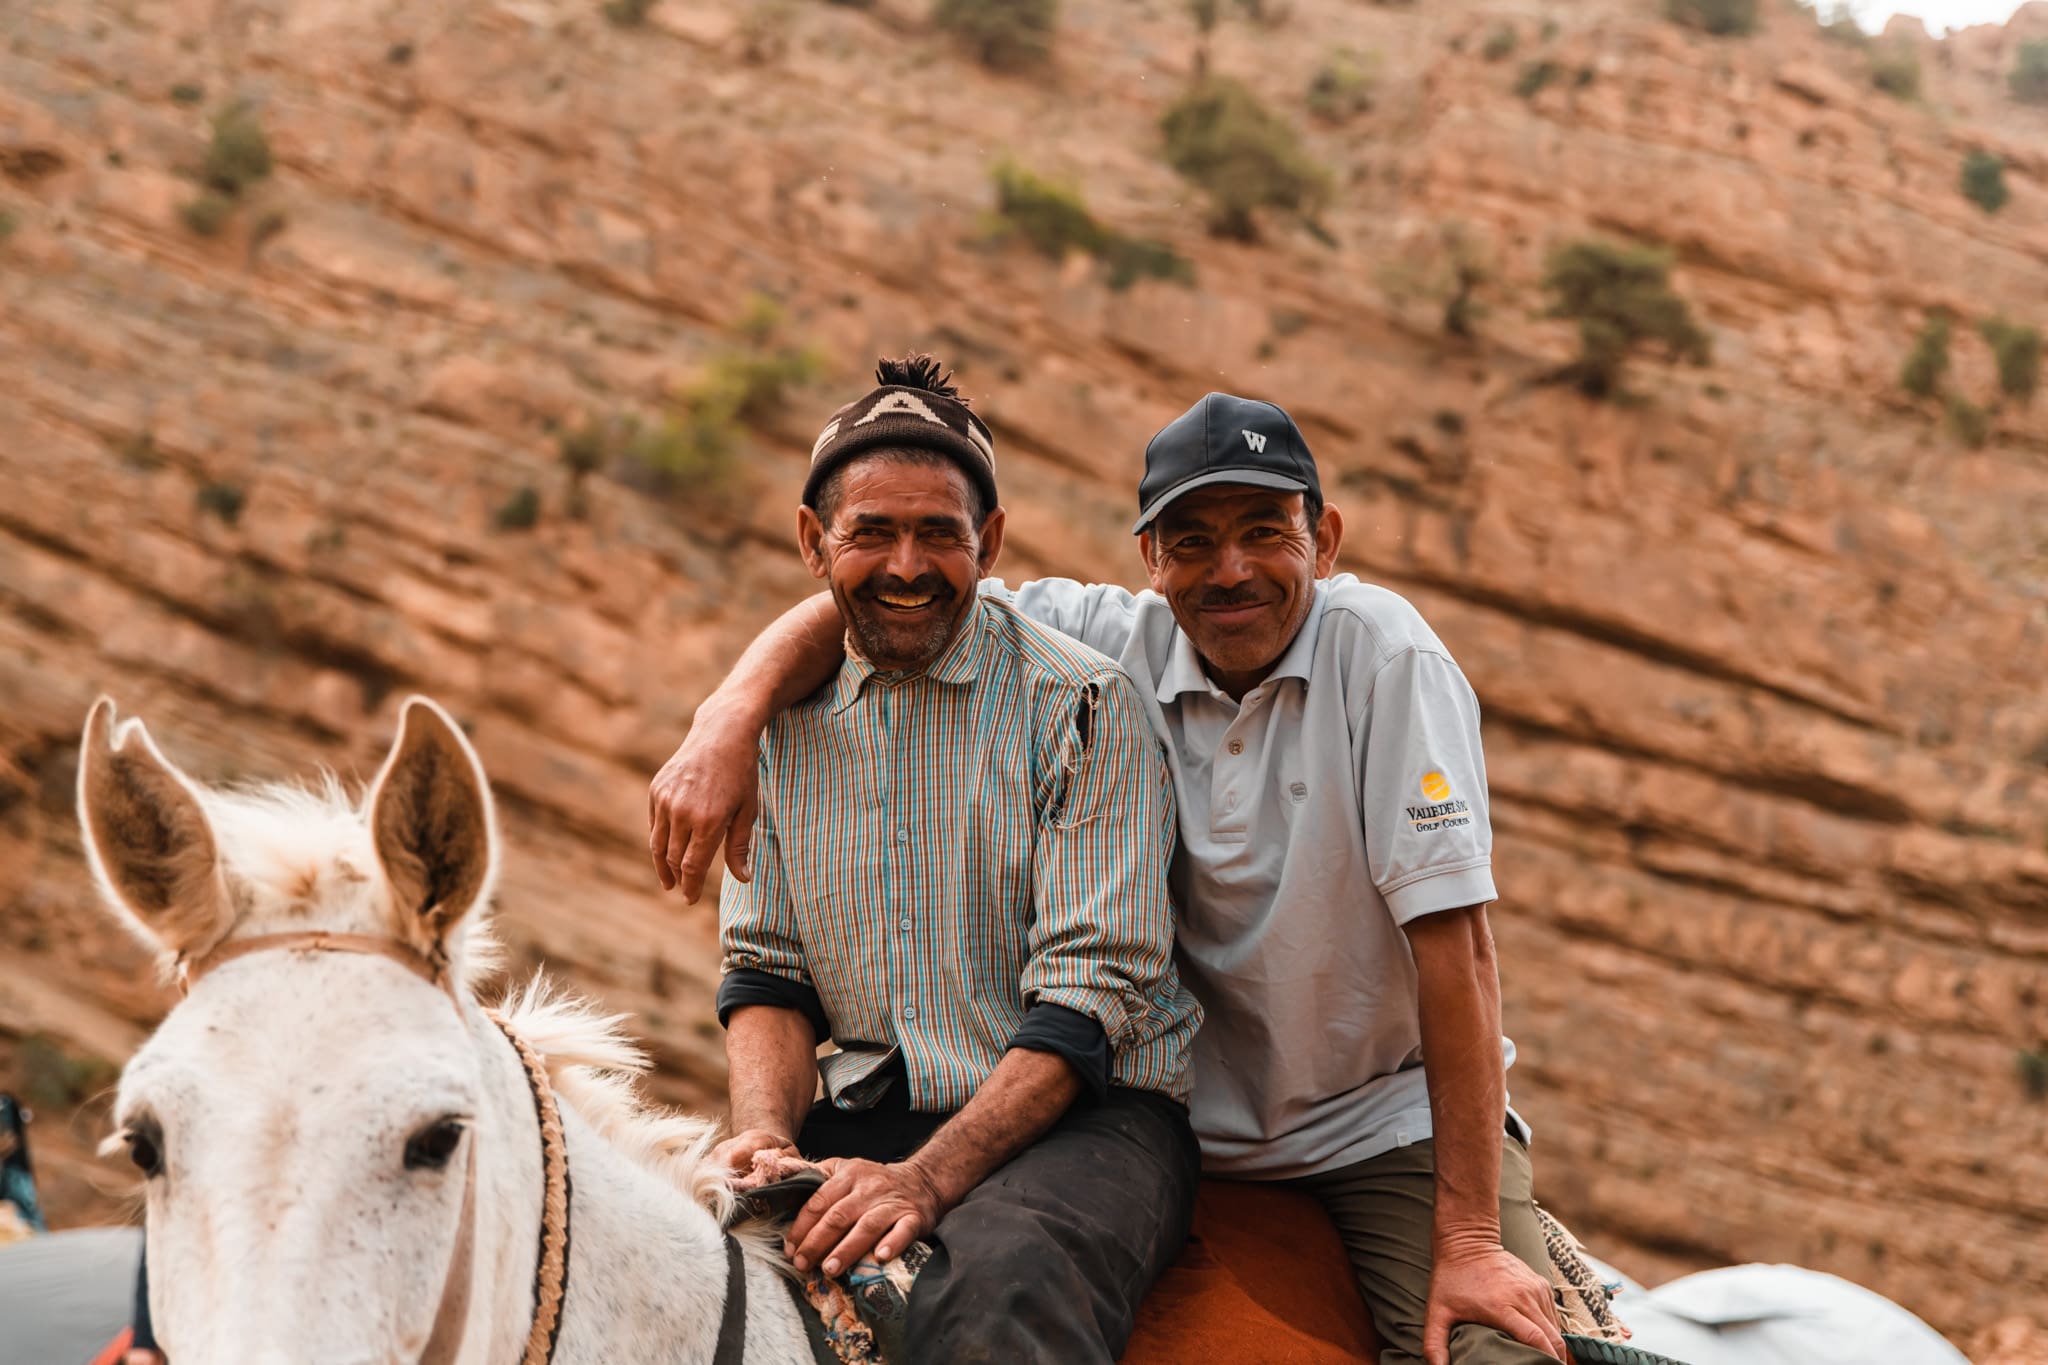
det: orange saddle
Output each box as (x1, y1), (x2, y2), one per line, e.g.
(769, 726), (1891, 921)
(1123, 1181), (1384, 1364)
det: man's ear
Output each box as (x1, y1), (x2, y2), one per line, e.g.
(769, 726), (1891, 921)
(76, 698), (234, 960)
(1137, 530), (1166, 594)
(975, 505), (1006, 577)
(797, 505), (829, 579)
(367, 697), (498, 950)
(1314, 503), (1344, 577)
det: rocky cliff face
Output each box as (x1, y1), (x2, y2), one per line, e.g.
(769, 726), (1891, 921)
(3, 0), (2045, 1351)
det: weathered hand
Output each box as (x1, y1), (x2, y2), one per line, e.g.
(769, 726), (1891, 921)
(1423, 1242), (1566, 1365)
(709, 1128), (798, 1180)
(784, 1157), (943, 1278)
(646, 706), (761, 902)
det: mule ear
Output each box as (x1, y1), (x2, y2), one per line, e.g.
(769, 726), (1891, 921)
(367, 697), (498, 946)
(76, 697), (234, 959)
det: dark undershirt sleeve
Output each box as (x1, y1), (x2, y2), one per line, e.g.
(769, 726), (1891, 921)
(716, 967), (831, 1045)
(1007, 1001), (1110, 1100)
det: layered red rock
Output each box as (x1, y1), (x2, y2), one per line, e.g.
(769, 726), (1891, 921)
(2, 0), (2043, 1349)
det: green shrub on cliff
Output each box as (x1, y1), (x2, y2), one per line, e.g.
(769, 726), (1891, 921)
(1514, 60), (1561, 98)
(990, 161), (1107, 258)
(493, 486), (542, 531)
(1161, 76), (1332, 241)
(987, 161), (1192, 288)
(1979, 318), (2042, 402)
(1305, 50), (1375, 123)
(1945, 394), (1990, 449)
(934, 0), (1059, 69)
(1665, 0), (1757, 37)
(179, 192), (234, 236)
(196, 481), (247, 525)
(1868, 44), (1920, 100)
(1961, 150), (2008, 213)
(1900, 314), (1950, 398)
(1541, 238), (1711, 398)
(2021, 1046), (2048, 1102)
(2010, 39), (2048, 104)
(201, 101), (272, 195)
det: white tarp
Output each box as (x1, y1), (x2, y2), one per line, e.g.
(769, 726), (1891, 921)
(1593, 1258), (1970, 1365)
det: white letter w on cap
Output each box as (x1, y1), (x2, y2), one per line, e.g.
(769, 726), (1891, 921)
(1242, 430), (1268, 453)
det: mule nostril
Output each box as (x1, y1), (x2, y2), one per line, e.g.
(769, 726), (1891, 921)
(404, 1118), (466, 1172)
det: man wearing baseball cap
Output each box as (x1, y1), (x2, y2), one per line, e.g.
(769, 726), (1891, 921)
(654, 389), (1568, 1365)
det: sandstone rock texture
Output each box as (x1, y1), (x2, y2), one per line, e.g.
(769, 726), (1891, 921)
(2, 0), (2044, 1352)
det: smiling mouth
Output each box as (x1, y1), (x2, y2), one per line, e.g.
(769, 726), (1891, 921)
(874, 592), (940, 612)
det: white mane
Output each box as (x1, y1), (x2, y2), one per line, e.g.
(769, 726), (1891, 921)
(496, 978), (741, 1227)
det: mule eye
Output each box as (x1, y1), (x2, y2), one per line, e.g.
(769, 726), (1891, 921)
(126, 1122), (164, 1179)
(405, 1119), (466, 1172)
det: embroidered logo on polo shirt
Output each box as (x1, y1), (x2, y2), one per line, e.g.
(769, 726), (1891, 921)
(1408, 770), (1471, 832)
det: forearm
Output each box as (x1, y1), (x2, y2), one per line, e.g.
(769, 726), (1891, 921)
(1407, 904), (1509, 1252)
(725, 1004), (820, 1141)
(698, 592), (845, 730)
(905, 1048), (1082, 1208)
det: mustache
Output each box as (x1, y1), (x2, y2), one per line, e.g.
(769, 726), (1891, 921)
(855, 574), (954, 602)
(1197, 586), (1270, 609)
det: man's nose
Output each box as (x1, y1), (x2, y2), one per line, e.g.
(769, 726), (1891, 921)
(885, 534), (928, 583)
(1209, 541), (1254, 589)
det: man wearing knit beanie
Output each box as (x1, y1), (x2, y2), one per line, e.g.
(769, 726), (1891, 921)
(701, 357), (1204, 1364)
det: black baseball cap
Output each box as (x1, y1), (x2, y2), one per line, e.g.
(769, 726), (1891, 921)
(1132, 392), (1321, 534)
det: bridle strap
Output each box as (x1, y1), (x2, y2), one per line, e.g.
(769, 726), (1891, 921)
(178, 932), (452, 999)
(418, 1130), (479, 1365)
(712, 1234), (748, 1365)
(172, 932), (573, 1365)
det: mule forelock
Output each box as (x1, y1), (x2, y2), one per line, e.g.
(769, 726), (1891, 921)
(192, 776), (501, 990)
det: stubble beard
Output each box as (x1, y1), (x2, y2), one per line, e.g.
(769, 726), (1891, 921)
(834, 579), (966, 674)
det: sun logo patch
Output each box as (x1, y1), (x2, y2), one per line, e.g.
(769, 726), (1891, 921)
(1407, 771), (1472, 832)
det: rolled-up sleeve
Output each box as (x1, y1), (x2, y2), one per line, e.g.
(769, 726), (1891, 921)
(1020, 670), (1184, 1051)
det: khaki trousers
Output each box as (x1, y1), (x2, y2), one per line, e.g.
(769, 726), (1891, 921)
(1281, 1135), (1556, 1365)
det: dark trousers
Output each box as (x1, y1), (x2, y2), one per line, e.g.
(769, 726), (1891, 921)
(798, 1082), (1201, 1365)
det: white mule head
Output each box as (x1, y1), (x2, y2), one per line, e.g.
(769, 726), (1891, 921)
(82, 696), (505, 1364)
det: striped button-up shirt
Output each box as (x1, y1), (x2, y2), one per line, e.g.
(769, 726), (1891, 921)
(720, 595), (1201, 1110)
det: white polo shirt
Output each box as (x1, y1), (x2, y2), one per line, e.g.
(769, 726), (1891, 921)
(986, 575), (1528, 1178)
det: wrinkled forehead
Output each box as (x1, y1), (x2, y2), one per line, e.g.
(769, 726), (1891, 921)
(122, 954), (477, 1123)
(1154, 484), (1308, 535)
(831, 454), (979, 523)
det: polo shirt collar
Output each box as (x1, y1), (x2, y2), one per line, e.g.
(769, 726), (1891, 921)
(1156, 587), (1326, 704)
(828, 595), (990, 714)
